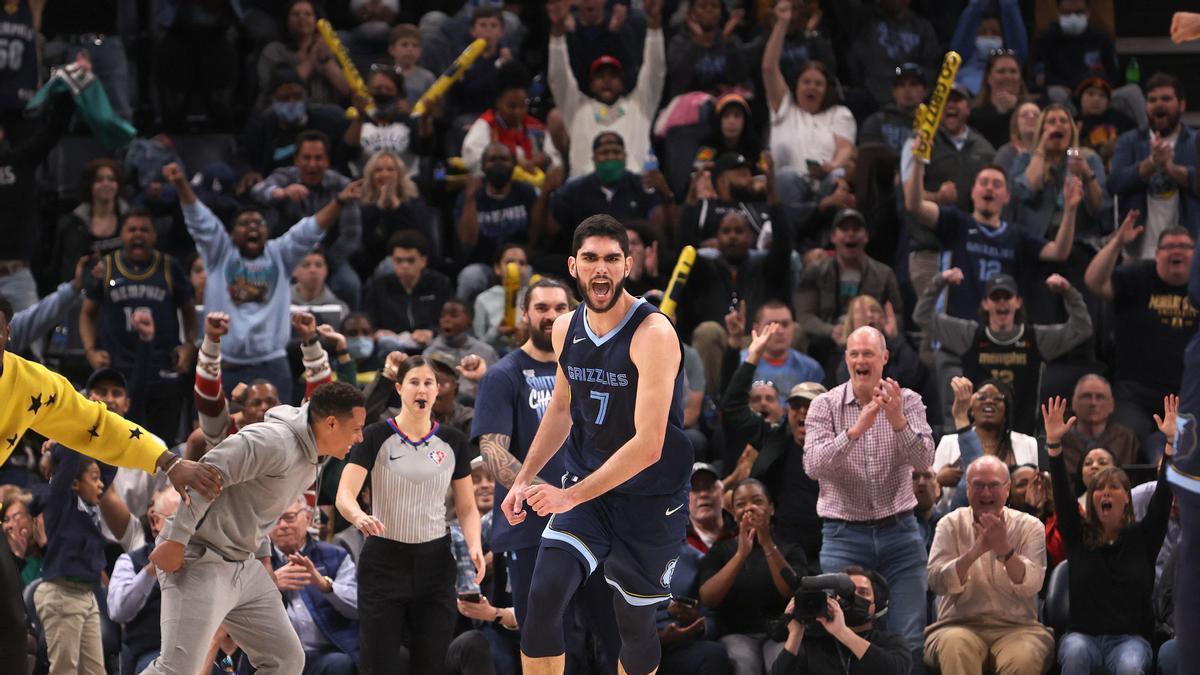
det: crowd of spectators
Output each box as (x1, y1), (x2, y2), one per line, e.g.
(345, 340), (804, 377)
(0, 0), (1194, 674)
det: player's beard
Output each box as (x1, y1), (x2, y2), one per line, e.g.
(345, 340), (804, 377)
(530, 319), (555, 352)
(577, 274), (626, 313)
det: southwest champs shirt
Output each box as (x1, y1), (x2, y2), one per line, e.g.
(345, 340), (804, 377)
(1111, 260), (1198, 393)
(470, 349), (564, 552)
(347, 420), (471, 544)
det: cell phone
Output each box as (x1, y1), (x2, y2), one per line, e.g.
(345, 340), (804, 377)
(673, 596), (699, 609)
(806, 159), (821, 171)
(458, 592), (481, 603)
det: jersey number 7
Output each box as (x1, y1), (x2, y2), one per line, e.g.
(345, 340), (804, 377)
(590, 390), (611, 425)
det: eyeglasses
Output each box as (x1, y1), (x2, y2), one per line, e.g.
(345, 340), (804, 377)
(236, 217), (266, 227)
(277, 510), (307, 524)
(988, 48), (1018, 59)
(370, 64), (401, 76)
(1158, 242), (1192, 251)
(751, 380), (776, 390)
(969, 480), (1008, 492)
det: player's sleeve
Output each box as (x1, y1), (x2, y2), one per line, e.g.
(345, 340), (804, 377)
(28, 361), (163, 473)
(469, 367), (516, 441)
(346, 423), (385, 473)
(444, 426), (473, 480)
(163, 427), (290, 545)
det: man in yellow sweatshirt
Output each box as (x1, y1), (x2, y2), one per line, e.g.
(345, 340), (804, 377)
(0, 296), (222, 663)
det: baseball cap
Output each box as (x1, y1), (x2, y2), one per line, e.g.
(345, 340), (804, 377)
(832, 208), (866, 230)
(425, 352), (459, 379)
(691, 462), (720, 480)
(948, 82), (971, 100)
(712, 152), (751, 179)
(85, 367), (127, 393)
(894, 63), (925, 85)
(984, 274), (1019, 298)
(787, 382), (827, 404)
(589, 55), (624, 78)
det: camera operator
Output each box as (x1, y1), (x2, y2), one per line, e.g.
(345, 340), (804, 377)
(771, 567), (911, 675)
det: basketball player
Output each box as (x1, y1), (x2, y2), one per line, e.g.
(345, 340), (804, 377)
(502, 214), (693, 675)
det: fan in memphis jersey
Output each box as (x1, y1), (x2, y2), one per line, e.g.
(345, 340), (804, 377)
(501, 214), (694, 675)
(903, 140), (1080, 321)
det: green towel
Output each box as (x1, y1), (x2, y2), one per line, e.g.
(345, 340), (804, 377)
(26, 61), (136, 152)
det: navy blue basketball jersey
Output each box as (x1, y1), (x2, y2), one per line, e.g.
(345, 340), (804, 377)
(87, 250), (190, 372)
(0, 2), (37, 111)
(559, 297), (693, 495)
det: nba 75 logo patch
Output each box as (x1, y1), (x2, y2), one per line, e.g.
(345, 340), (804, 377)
(428, 448), (446, 465)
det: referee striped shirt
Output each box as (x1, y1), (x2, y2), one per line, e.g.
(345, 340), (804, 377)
(347, 419), (471, 543)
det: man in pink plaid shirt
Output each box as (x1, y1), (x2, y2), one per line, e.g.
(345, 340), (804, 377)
(803, 325), (934, 671)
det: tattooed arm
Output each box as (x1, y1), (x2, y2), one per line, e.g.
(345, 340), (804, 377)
(479, 433), (546, 488)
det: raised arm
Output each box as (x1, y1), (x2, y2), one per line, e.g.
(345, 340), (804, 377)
(902, 144), (940, 227)
(914, 268), (978, 355)
(761, 0), (791, 115)
(1042, 397), (1081, 545)
(1032, 275), (1093, 360)
(1039, 174), (1080, 262)
(1084, 209), (1142, 302)
(631, 0), (666, 115)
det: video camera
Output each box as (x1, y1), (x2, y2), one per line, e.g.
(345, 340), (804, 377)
(768, 573), (886, 641)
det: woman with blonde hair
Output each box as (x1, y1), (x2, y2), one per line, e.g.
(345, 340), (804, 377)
(830, 295), (926, 392)
(356, 151), (435, 277)
(994, 101), (1040, 176)
(1011, 103), (1110, 240)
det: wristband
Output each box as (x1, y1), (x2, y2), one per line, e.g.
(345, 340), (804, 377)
(998, 547), (1016, 563)
(1045, 441), (1061, 449)
(334, 348), (349, 357)
(163, 456), (183, 476)
(492, 611), (504, 626)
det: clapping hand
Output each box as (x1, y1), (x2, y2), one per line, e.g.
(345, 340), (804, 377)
(950, 376), (974, 429)
(874, 378), (906, 430)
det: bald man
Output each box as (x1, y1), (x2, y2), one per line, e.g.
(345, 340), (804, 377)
(803, 326), (935, 666)
(924, 456), (1053, 674)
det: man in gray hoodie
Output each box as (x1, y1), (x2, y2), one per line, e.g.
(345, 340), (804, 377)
(142, 381), (366, 675)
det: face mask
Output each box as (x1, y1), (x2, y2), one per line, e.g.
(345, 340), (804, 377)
(374, 95), (397, 110)
(842, 595), (874, 627)
(595, 159), (626, 184)
(347, 336), (374, 360)
(484, 164), (513, 189)
(1058, 13), (1088, 36)
(975, 35), (1002, 55)
(273, 100), (306, 125)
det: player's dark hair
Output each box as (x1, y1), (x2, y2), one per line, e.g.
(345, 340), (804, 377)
(295, 129), (331, 157)
(573, 214), (629, 257)
(387, 230), (429, 258)
(522, 277), (574, 311)
(308, 382), (365, 421)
